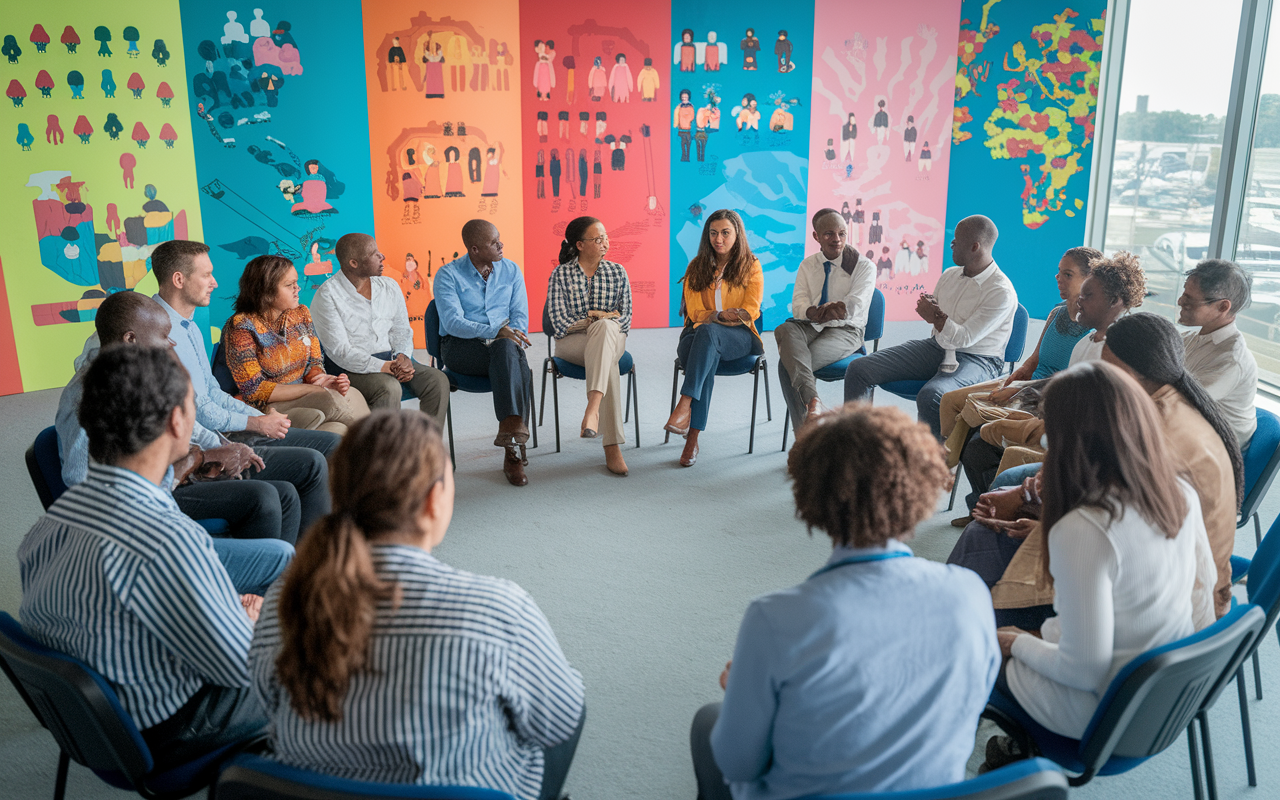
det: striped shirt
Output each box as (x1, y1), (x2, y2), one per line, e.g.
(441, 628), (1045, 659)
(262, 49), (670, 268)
(223, 306), (327, 408)
(249, 545), (585, 800)
(546, 258), (632, 337)
(18, 464), (253, 730)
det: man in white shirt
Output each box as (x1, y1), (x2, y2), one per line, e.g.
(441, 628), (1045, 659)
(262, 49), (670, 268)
(844, 215), (1017, 438)
(775, 208), (874, 433)
(310, 233), (449, 427)
(1177, 259), (1259, 447)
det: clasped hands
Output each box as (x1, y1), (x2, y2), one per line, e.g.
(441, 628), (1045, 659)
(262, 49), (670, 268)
(306, 367), (352, 394)
(715, 307), (751, 324)
(915, 293), (946, 329)
(176, 442), (265, 484)
(380, 354), (418, 383)
(804, 301), (847, 324)
(971, 476), (1041, 541)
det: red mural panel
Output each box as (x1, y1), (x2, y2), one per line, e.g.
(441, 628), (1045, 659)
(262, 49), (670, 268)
(519, 2), (672, 331)
(0, 258), (22, 397)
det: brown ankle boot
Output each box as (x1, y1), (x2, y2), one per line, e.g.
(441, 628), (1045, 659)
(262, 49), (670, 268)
(503, 444), (528, 486)
(494, 414), (530, 447)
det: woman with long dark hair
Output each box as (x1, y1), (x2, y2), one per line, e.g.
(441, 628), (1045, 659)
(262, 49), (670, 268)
(664, 209), (764, 466)
(991, 361), (1216, 750)
(546, 216), (633, 475)
(249, 411), (586, 799)
(223, 254), (370, 434)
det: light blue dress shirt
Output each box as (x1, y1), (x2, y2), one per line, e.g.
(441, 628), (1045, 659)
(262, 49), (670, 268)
(711, 539), (1000, 799)
(434, 254), (529, 340)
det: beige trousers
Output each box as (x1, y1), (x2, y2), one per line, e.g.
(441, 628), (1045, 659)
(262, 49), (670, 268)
(554, 318), (627, 446)
(269, 386), (371, 436)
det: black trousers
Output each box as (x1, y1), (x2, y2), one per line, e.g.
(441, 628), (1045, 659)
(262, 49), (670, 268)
(440, 336), (532, 422)
(140, 684), (267, 773)
(173, 446), (329, 545)
(961, 428), (1006, 511)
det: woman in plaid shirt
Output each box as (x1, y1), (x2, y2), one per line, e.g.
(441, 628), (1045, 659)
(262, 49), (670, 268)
(224, 255), (371, 435)
(546, 216), (633, 476)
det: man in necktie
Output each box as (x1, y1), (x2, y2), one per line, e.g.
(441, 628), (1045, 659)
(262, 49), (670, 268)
(774, 209), (876, 436)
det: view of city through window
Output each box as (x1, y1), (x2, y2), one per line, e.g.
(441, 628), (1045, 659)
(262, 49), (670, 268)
(1102, 0), (1280, 388)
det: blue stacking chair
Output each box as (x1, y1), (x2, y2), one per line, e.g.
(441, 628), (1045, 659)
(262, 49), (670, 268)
(25, 426), (228, 536)
(781, 289), (885, 451)
(537, 304), (639, 453)
(215, 753), (518, 799)
(664, 307), (772, 454)
(0, 613), (257, 800)
(1238, 409), (1280, 546)
(985, 603), (1265, 800)
(424, 301), (537, 468)
(798, 757), (1067, 800)
(877, 303), (1029, 402)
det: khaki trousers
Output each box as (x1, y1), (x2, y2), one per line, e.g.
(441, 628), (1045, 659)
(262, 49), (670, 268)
(270, 386), (371, 436)
(347, 358), (450, 428)
(773, 320), (863, 432)
(554, 318), (627, 446)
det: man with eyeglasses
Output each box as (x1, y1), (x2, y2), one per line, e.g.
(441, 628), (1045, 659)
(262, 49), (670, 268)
(434, 219), (536, 486)
(1177, 259), (1258, 447)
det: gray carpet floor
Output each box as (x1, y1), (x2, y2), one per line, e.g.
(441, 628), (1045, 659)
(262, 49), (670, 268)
(1, 318), (1278, 799)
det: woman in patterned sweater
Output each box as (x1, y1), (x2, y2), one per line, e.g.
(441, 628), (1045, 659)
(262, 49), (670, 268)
(224, 254), (370, 435)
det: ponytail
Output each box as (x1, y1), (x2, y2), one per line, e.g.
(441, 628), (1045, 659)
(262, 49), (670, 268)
(558, 215), (601, 265)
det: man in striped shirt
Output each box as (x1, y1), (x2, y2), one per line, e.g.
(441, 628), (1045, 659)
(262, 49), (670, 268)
(20, 346), (286, 769)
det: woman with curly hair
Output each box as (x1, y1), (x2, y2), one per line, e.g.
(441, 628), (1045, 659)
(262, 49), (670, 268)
(663, 209), (764, 466)
(689, 403), (1000, 798)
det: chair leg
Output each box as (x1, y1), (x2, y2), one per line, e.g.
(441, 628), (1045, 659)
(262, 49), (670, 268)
(539, 359), (550, 426)
(748, 366), (760, 454)
(446, 402), (456, 470)
(1200, 711), (1218, 800)
(1256, 513), (1263, 548)
(1188, 722), (1206, 800)
(1237, 666), (1257, 786)
(781, 414), (789, 452)
(53, 750), (68, 800)
(762, 360), (772, 421)
(630, 369), (640, 448)
(1255, 649), (1263, 700)
(623, 369), (631, 424)
(552, 374), (561, 454)
(529, 377), (538, 450)
(948, 435), (972, 513)
(666, 360), (680, 445)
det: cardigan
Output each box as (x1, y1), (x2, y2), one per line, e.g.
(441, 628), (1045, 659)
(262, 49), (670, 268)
(682, 258), (763, 342)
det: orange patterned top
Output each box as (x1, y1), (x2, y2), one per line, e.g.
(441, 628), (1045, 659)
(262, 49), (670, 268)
(223, 305), (326, 408)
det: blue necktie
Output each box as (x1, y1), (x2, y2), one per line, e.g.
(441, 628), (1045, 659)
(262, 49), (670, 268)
(819, 261), (832, 306)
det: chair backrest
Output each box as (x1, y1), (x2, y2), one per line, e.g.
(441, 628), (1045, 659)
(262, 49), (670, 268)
(210, 340), (242, 398)
(425, 301), (442, 361)
(1246, 513), (1280, 637)
(0, 612), (153, 785)
(1005, 304), (1029, 367)
(216, 753), (519, 800)
(864, 288), (886, 345)
(26, 426), (66, 510)
(1240, 409), (1280, 524)
(1077, 603), (1265, 770)
(809, 757), (1067, 799)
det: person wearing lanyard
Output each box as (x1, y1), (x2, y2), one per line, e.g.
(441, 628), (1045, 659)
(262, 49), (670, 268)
(664, 210), (764, 467)
(545, 216), (633, 476)
(689, 403), (999, 799)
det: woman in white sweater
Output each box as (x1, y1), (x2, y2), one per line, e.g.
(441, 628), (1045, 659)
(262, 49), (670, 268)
(996, 361), (1217, 741)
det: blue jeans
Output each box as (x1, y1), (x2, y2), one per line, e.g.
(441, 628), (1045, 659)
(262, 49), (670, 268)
(843, 338), (1003, 438)
(992, 463), (1042, 491)
(212, 537), (293, 596)
(677, 324), (762, 431)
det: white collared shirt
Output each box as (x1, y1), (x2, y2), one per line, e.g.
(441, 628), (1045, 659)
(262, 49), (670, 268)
(931, 261), (1018, 359)
(790, 250), (876, 332)
(1183, 322), (1258, 447)
(310, 270), (415, 375)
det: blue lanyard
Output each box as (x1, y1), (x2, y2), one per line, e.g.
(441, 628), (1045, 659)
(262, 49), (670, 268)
(809, 551), (910, 580)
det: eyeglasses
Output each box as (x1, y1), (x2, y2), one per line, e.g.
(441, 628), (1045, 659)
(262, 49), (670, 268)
(581, 235), (609, 245)
(1181, 297), (1224, 306)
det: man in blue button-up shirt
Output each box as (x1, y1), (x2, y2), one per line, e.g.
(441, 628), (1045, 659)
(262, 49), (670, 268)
(434, 220), (534, 486)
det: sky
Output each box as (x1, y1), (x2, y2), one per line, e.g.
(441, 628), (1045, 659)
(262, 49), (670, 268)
(1120, 0), (1280, 117)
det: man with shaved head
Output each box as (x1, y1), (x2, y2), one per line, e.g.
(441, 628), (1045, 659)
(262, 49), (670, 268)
(310, 232), (450, 427)
(843, 214), (1017, 438)
(774, 208), (875, 435)
(434, 219), (535, 486)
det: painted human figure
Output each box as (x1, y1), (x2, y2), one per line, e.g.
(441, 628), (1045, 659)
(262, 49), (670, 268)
(674, 89), (695, 162)
(594, 112), (607, 143)
(868, 211), (882, 244)
(609, 53), (633, 103)
(549, 149), (562, 198)
(638, 57), (660, 101)
(532, 39), (556, 100)
(401, 171), (421, 223)
(588, 56), (607, 101)
(535, 149), (545, 199)
(422, 144), (442, 198)
(120, 152), (136, 188)
(400, 253), (423, 298)
(893, 238), (912, 275)
(705, 31), (724, 71)
(851, 199), (864, 244)
(388, 36), (407, 91)
(446, 33), (471, 93)
(292, 160), (335, 214)
(873, 99), (889, 145)
(444, 146), (464, 197)
(558, 110), (570, 140)
(537, 110), (548, 143)
(467, 147), (482, 182)
(593, 149), (602, 198)
(876, 246), (893, 280)
(824, 138), (836, 161)
(221, 11), (249, 45)
(919, 141), (932, 172)
(564, 147), (577, 201)
(775, 30), (794, 73)
(561, 55), (574, 102)
(676, 29), (696, 72)
(471, 45), (487, 91)
(481, 145), (501, 197)
(46, 114), (64, 145)
(841, 112), (857, 163)
(258, 70), (281, 106)
(902, 115), (917, 161)
(735, 94), (760, 131)
(741, 28), (760, 70)
(250, 9), (271, 39)
(840, 202), (854, 241)
(422, 35), (445, 99)
(696, 87), (720, 161)
(577, 149), (588, 197)
(911, 240), (928, 276)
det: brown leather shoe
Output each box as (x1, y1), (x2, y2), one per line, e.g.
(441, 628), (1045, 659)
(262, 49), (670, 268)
(503, 445), (528, 486)
(951, 514), (973, 528)
(495, 415), (530, 448)
(664, 405), (692, 436)
(680, 440), (699, 467)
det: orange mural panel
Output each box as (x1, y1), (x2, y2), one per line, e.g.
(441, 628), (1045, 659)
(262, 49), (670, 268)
(362, 0), (524, 348)
(0, 258), (23, 396)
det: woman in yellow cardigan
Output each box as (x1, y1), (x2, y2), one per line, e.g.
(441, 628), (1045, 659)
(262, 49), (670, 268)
(664, 209), (764, 466)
